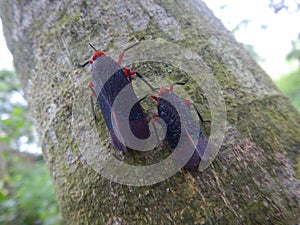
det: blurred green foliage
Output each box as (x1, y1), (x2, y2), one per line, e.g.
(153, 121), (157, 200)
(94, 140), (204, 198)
(286, 37), (300, 66)
(0, 69), (61, 225)
(275, 34), (300, 112)
(275, 69), (300, 111)
(0, 153), (61, 225)
(0, 70), (35, 148)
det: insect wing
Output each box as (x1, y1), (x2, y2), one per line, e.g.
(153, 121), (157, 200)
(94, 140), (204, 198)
(158, 91), (208, 168)
(157, 97), (181, 149)
(92, 56), (149, 150)
(92, 57), (128, 151)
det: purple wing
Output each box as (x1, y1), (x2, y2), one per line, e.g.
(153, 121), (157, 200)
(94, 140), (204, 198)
(91, 56), (150, 151)
(158, 92), (208, 168)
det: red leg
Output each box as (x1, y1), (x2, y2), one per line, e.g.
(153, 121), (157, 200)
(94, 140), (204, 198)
(88, 82), (96, 97)
(183, 99), (193, 107)
(122, 67), (136, 80)
(153, 113), (159, 118)
(170, 83), (175, 92)
(150, 94), (159, 102)
(88, 82), (97, 122)
(123, 67), (155, 90)
(117, 51), (125, 65)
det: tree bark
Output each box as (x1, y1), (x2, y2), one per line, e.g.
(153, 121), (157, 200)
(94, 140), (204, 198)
(1, 0), (299, 224)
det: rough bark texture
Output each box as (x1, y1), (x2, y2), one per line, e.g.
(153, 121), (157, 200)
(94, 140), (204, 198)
(1, 0), (300, 224)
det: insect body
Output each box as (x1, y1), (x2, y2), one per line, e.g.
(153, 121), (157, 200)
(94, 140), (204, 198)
(82, 38), (150, 151)
(150, 83), (209, 169)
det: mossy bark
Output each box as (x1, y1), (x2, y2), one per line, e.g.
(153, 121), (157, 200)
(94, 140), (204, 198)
(0, 0), (299, 224)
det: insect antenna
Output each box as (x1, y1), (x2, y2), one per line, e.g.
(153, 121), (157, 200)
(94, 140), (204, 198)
(123, 37), (145, 52)
(88, 43), (97, 51)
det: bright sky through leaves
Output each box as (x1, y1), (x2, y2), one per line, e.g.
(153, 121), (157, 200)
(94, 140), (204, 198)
(203, 0), (300, 78)
(0, 20), (13, 70)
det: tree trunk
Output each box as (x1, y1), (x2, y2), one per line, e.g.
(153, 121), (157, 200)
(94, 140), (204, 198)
(1, 0), (299, 224)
